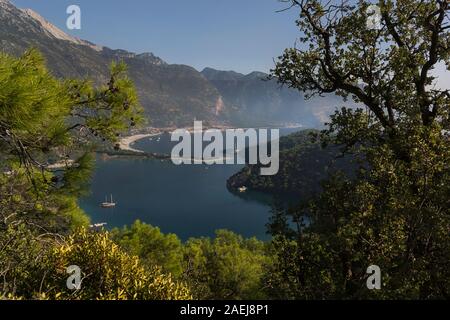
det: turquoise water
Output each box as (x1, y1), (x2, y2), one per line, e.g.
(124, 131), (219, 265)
(79, 128), (300, 240)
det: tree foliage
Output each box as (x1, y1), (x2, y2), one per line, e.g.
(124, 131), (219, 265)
(0, 226), (191, 300)
(111, 223), (273, 300)
(267, 0), (450, 299)
(0, 49), (191, 300)
(183, 230), (272, 300)
(48, 228), (191, 300)
(111, 220), (185, 277)
(0, 48), (144, 232)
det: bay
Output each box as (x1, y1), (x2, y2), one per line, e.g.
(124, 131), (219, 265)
(79, 128), (300, 240)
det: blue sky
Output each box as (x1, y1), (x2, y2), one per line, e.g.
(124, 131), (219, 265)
(11, 0), (301, 74)
(8, 0), (449, 87)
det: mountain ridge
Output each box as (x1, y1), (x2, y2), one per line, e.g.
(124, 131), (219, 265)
(0, 0), (340, 128)
(0, 0), (225, 127)
(20, 7), (103, 52)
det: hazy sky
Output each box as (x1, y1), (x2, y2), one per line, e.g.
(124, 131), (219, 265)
(11, 0), (301, 74)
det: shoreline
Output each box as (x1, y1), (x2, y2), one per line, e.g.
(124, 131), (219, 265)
(117, 125), (231, 153)
(119, 124), (305, 154)
(119, 133), (162, 153)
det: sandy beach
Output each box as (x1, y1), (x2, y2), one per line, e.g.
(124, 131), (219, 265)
(119, 133), (161, 153)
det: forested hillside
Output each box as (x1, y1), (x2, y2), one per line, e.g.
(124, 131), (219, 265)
(227, 130), (356, 197)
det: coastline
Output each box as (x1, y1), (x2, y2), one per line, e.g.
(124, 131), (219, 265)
(118, 124), (304, 154)
(117, 125), (231, 153)
(119, 133), (162, 153)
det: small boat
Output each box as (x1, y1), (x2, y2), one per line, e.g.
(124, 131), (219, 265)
(238, 186), (247, 193)
(90, 222), (108, 228)
(101, 195), (116, 208)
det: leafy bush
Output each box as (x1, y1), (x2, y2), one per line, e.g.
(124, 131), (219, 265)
(0, 226), (191, 300)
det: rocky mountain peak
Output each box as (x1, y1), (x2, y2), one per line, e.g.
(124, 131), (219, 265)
(244, 71), (268, 80)
(0, 0), (14, 12)
(135, 52), (166, 66)
(201, 67), (244, 81)
(19, 8), (103, 52)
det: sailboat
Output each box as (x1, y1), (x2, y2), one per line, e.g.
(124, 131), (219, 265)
(238, 186), (248, 193)
(101, 194), (116, 208)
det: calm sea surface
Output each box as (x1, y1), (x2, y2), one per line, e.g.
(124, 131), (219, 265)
(79, 128), (300, 240)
